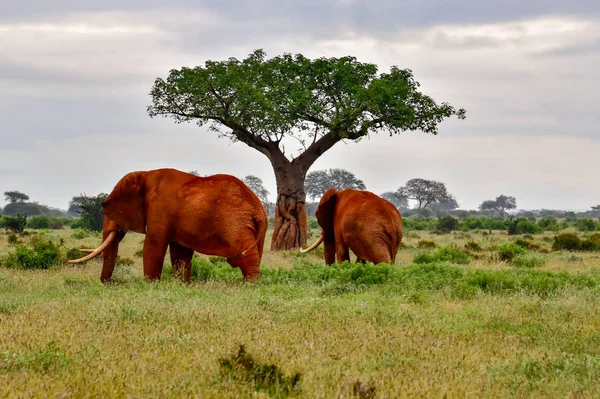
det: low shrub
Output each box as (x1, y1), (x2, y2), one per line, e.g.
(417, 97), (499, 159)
(464, 241), (483, 252)
(414, 246), (470, 265)
(437, 216), (459, 233)
(71, 229), (100, 239)
(1, 236), (65, 269)
(512, 253), (547, 268)
(507, 218), (540, 235)
(497, 242), (527, 262)
(416, 240), (437, 249)
(513, 238), (542, 252)
(2, 215), (27, 234)
(552, 233), (581, 251)
(27, 216), (66, 230)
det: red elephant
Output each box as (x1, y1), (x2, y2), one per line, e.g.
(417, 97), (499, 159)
(301, 188), (402, 264)
(69, 168), (267, 283)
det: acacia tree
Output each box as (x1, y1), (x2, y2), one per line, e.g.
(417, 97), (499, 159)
(4, 191), (29, 203)
(148, 50), (466, 249)
(398, 178), (451, 209)
(479, 195), (517, 216)
(305, 168), (366, 201)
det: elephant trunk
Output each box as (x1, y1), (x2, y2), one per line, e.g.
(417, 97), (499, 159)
(299, 232), (325, 253)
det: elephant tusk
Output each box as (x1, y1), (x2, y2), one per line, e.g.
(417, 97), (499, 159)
(68, 231), (117, 264)
(78, 249), (95, 253)
(299, 232), (325, 253)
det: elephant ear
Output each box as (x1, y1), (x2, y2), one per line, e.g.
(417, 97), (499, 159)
(316, 188), (337, 238)
(102, 171), (147, 234)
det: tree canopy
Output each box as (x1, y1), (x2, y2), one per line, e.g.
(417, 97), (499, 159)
(398, 178), (452, 209)
(379, 191), (409, 210)
(479, 195), (517, 216)
(70, 194), (108, 231)
(305, 168), (366, 201)
(147, 49), (466, 249)
(4, 191), (29, 203)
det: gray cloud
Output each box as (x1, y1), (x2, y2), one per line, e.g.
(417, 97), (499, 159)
(0, 2), (599, 211)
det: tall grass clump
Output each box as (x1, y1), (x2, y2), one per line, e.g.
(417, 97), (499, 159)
(413, 246), (470, 265)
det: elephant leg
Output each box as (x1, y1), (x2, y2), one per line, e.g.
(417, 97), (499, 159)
(336, 243), (350, 264)
(100, 229), (126, 284)
(169, 242), (194, 283)
(142, 233), (169, 281)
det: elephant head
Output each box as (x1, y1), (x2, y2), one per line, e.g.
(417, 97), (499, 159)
(301, 188), (338, 263)
(101, 171), (148, 234)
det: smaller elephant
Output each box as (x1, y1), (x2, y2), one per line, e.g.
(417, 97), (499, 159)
(301, 188), (402, 264)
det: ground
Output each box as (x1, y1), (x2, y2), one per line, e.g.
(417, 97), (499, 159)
(1, 227), (599, 398)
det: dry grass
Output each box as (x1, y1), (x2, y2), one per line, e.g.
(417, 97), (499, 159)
(1, 227), (600, 398)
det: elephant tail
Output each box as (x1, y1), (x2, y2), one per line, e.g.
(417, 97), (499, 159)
(231, 214), (268, 261)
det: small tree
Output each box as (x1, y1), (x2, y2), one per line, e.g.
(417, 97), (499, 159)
(398, 178), (451, 209)
(4, 191), (29, 203)
(243, 175), (273, 215)
(305, 168), (366, 201)
(379, 191), (409, 210)
(148, 50), (466, 250)
(71, 194), (108, 231)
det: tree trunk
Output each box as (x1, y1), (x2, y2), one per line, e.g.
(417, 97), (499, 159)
(270, 158), (308, 250)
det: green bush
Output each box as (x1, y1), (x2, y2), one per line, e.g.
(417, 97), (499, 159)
(507, 218), (540, 235)
(2, 215), (27, 234)
(437, 216), (459, 233)
(1, 236), (65, 269)
(71, 229), (99, 239)
(27, 215), (66, 230)
(497, 242), (527, 262)
(576, 218), (597, 232)
(464, 241), (483, 252)
(537, 216), (559, 231)
(307, 217), (320, 230)
(552, 233), (581, 251)
(580, 233), (600, 251)
(512, 253), (547, 268)
(414, 246), (470, 265)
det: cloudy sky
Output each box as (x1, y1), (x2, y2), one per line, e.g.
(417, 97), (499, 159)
(1, 1), (599, 211)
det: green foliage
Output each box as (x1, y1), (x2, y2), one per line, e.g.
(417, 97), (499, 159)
(72, 194), (108, 232)
(2, 215), (27, 234)
(552, 233), (582, 251)
(219, 344), (301, 397)
(27, 215), (67, 230)
(402, 218), (438, 231)
(398, 178), (452, 209)
(460, 217), (508, 231)
(0, 342), (70, 372)
(576, 218), (598, 232)
(413, 246), (470, 265)
(513, 238), (543, 252)
(305, 168), (366, 201)
(437, 216), (459, 233)
(497, 242), (527, 262)
(2, 202), (48, 217)
(537, 216), (559, 231)
(307, 217), (320, 230)
(1, 236), (65, 269)
(71, 229), (100, 239)
(507, 218), (540, 235)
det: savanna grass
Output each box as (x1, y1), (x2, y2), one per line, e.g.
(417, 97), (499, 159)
(1, 227), (600, 397)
